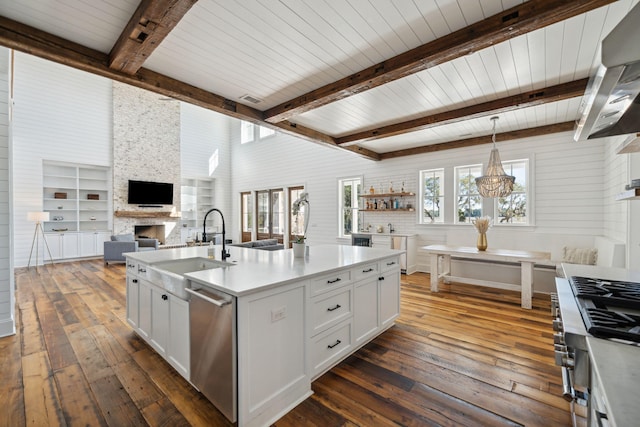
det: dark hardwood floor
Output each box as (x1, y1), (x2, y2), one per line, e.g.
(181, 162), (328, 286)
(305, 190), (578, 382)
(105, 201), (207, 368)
(0, 260), (572, 426)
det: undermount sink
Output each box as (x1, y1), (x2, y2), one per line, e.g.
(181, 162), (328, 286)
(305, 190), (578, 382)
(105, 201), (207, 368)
(147, 257), (234, 299)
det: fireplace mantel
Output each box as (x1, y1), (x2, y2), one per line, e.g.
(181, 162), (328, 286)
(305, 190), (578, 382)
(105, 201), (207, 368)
(114, 211), (180, 218)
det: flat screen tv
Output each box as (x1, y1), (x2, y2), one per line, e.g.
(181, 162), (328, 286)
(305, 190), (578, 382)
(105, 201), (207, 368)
(128, 180), (174, 206)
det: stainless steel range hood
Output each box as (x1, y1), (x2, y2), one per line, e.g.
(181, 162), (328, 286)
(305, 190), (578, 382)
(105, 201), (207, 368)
(574, 2), (640, 141)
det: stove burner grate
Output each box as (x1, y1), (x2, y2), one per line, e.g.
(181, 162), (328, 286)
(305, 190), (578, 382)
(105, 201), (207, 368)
(569, 276), (640, 309)
(583, 308), (640, 343)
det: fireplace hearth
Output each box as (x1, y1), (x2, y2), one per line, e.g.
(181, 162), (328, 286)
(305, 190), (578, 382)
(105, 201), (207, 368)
(134, 225), (166, 245)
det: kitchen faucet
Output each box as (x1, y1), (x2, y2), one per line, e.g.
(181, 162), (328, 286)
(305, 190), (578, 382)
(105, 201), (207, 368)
(202, 208), (230, 260)
(388, 223), (395, 233)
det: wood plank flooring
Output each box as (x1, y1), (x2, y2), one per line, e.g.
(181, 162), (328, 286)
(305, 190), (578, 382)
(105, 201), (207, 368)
(0, 260), (572, 426)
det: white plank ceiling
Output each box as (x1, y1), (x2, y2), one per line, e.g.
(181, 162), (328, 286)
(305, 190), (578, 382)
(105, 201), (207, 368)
(0, 0), (638, 155)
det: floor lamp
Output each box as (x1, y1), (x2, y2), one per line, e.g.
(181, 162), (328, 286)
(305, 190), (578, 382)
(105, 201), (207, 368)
(27, 211), (53, 270)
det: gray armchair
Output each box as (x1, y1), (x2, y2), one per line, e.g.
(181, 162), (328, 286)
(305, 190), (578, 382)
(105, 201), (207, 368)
(104, 234), (159, 264)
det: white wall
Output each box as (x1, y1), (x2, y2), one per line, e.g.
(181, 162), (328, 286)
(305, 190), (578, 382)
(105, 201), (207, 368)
(11, 53), (113, 267)
(231, 125), (608, 248)
(0, 47), (12, 337)
(603, 137), (629, 243)
(180, 102), (232, 232)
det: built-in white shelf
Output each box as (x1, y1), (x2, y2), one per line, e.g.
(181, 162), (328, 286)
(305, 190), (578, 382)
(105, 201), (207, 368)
(615, 188), (640, 200)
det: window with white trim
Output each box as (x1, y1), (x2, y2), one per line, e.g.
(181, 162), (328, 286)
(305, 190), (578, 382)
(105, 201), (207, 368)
(240, 121), (254, 144)
(240, 121), (276, 143)
(455, 165), (482, 223)
(338, 177), (361, 238)
(495, 159), (529, 225)
(419, 168), (445, 224)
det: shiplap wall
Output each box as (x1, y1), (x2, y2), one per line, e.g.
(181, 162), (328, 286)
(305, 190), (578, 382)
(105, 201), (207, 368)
(230, 122), (624, 271)
(0, 48), (12, 337)
(603, 138), (629, 242)
(180, 102), (232, 231)
(12, 52), (112, 267)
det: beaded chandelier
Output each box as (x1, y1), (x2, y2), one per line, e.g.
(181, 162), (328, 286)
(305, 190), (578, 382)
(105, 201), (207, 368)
(475, 116), (515, 198)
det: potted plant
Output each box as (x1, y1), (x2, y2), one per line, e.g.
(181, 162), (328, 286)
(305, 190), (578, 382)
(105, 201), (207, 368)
(292, 192), (310, 257)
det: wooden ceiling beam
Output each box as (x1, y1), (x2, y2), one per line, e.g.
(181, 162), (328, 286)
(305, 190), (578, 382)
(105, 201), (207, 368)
(263, 0), (614, 123)
(109, 0), (198, 74)
(336, 79), (588, 146)
(379, 122), (575, 160)
(0, 15), (380, 161)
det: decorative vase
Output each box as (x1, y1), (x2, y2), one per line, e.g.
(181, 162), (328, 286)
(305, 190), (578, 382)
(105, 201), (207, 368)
(293, 242), (305, 258)
(477, 233), (487, 251)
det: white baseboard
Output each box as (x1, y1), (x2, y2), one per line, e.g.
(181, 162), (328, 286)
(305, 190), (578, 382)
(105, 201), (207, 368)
(0, 317), (16, 337)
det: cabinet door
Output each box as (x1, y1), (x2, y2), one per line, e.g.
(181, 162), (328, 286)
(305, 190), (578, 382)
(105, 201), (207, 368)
(44, 234), (63, 259)
(353, 278), (378, 345)
(62, 233), (80, 258)
(150, 285), (169, 356)
(372, 235), (391, 249)
(79, 232), (97, 256)
(126, 276), (139, 328)
(379, 269), (400, 329)
(138, 280), (152, 340)
(95, 232), (110, 256)
(168, 296), (190, 380)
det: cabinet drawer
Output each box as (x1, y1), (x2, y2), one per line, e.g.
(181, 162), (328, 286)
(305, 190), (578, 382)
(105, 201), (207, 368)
(381, 256), (401, 273)
(310, 288), (352, 336)
(126, 258), (138, 274)
(352, 262), (379, 281)
(310, 270), (352, 296)
(310, 320), (352, 377)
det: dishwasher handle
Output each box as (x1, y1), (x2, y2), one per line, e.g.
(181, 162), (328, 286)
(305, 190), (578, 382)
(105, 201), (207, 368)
(185, 287), (232, 307)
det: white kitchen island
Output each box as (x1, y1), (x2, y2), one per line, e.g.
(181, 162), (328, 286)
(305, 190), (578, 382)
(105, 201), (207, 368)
(125, 244), (402, 427)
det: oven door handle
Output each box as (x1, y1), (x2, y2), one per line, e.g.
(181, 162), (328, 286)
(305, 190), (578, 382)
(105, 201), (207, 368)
(561, 367), (575, 402)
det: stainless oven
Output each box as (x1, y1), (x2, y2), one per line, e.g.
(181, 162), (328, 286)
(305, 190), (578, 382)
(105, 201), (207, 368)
(552, 278), (590, 426)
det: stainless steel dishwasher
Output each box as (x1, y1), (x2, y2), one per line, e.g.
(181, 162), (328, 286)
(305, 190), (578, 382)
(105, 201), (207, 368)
(185, 286), (237, 422)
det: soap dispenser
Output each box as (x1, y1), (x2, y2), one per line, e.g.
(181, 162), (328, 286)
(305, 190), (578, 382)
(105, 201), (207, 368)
(207, 241), (215, 259)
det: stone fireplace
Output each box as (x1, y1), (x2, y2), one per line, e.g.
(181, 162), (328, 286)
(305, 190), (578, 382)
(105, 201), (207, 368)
(135, 224), (166, 245)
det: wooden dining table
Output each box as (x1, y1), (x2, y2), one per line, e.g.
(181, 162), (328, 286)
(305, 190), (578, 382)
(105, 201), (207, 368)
(423, 245), (553, 309)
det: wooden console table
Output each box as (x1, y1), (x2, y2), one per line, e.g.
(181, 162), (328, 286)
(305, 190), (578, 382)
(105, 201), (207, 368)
(423, 245), (552, 309)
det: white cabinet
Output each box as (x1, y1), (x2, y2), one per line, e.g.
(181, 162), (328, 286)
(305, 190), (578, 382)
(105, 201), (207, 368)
(43, 161), (111, 259)
(353, 258), (401, 345)
(167, 297), (190, 378)
(307, 256), (401, 379)
(46, 232), (80, 259)
(309, 319), (352, 374)
(380, 266), (401, 329)
(237, 280), (309, 427)
(371, 234), (417, 274)
(126, 258), (190, 381)
(353, 277), (378, 345)
(181, 177), (214, 240)
(150, 285), (169, 355)
(137, 278), (152, 341)
(371, 234), (391, 249)
(80, 231), (110, 256)
(126, 275), (139, 329)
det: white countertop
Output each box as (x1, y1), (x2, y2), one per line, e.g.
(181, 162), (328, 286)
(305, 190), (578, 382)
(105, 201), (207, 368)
(354, 232), (416, 237)
(587, 337), (640, 427)
(126, 244), (403, 296)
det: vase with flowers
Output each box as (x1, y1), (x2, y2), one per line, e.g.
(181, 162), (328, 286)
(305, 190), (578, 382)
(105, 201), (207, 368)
(292, 192), (310, 257)
(472, 216), (492, 251)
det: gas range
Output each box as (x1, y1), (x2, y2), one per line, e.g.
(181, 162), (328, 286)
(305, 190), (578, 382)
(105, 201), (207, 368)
(554, 265), (640, 427)
(569, 276), (640, 343)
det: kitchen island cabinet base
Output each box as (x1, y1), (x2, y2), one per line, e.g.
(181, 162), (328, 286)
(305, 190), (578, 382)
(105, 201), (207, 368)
(125, 246), (401, 427)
